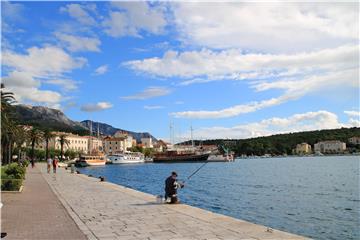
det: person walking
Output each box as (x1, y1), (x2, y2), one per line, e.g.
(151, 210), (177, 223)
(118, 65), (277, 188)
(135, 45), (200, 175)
(165, 171), (184, 204)
(52, 157), (58, 173)
(46, 157), (52, 173)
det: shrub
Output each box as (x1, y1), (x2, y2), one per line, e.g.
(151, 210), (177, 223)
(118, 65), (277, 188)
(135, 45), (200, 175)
(1, 163), (26, 191)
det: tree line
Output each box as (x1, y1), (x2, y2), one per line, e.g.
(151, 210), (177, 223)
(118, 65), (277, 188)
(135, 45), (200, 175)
(1, 86), (77, 165)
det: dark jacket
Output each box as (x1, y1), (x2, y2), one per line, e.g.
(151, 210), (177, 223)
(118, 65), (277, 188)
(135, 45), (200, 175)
(165, 176), (177, 197)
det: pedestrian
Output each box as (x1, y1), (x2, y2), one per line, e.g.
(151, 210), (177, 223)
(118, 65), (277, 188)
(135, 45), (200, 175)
(53, 157), (58, 173)
(47, 157), (52, 173)
(31, 159), (35, 168)
(164, 171), (184, 204)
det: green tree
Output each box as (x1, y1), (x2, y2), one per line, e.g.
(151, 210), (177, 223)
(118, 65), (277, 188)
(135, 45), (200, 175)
(1, 85), (16, 164)
(28, 128), (43, 162)
(58, 134), (70, 162)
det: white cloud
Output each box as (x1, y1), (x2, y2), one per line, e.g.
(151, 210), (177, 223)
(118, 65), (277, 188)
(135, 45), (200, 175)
(191, 111), (357, 140)
(170, 2), (358, 52)
(344, 110), (360, 118)
(3, 46), (86, 78)
(55, 33), (101, 52)
(45, 79), (78, 91)
(94, 65), (108, 75)
(125, 45), (357, 81)
(125, 44), (358, 119)
(2, 45), (86, 107)
(60, 3), (96, 26)
(144, 105), (164, 110)
(80, 102), (113, 112)
(103, 2), (167, 37)
(121, 87), (171, 100)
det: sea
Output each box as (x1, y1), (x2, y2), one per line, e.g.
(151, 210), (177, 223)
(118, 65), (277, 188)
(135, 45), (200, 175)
(80, 155), (359, 240)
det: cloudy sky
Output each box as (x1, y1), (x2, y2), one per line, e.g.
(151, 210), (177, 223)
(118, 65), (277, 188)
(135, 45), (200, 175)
(1, 1), (359, 141)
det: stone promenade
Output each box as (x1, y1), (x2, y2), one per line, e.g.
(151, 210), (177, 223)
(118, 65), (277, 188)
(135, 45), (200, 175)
(38, 164), (308, 240)
(1, 166), (86, 240)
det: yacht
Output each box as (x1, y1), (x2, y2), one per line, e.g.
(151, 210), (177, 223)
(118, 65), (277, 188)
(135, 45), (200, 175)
(108, 151), (145, 164)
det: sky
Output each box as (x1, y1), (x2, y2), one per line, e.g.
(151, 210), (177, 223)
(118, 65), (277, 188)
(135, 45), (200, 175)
(1, 1), (359, 142)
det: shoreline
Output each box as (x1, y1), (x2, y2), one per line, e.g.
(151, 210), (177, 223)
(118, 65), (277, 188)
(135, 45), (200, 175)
(40, 164), (309, 239)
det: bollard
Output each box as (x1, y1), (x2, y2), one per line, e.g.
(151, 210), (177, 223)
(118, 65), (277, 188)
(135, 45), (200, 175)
(71, 164), (75, 174)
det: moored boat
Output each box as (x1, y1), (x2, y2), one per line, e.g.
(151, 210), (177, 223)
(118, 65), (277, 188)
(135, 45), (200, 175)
(108, 151), (145, 164)
(207, 153), (234, 162)
(75, 153), (106, 167)
(153, 150), (209, 163)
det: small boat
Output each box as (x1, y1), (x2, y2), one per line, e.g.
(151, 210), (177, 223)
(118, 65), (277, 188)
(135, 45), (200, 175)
(207, 153), (234, 162)
(76, 153), (106, 167)
(108, 151), (145, 164)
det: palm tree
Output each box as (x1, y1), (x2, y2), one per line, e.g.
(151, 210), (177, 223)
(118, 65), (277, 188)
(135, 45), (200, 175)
(58, 134), (70, 162)
(1, 85), (16, 164)
(28, 128), (43, 163)
(43, 129), (55, 160)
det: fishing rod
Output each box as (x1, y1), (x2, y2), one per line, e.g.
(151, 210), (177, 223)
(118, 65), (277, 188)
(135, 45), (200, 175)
(183, 161), (208, 184)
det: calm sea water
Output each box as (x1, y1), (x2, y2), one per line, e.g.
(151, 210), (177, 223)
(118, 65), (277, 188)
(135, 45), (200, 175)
(80, 156), (359, 240)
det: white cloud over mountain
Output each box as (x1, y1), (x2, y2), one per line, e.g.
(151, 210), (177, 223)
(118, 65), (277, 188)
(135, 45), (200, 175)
(126, 45), (358, 119)
(190, 111), (359, 140)
(2, 46), (86, 107)
(80, 102), (113, 112)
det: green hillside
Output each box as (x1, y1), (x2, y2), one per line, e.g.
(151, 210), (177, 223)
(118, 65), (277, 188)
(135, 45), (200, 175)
(186, 127), (360, 156)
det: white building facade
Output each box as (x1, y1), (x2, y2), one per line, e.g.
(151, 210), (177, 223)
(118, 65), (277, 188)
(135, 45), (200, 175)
(314, 141), (346, 153)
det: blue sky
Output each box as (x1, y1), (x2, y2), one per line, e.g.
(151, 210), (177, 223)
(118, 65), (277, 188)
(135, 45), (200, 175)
(2, 1), (359, 141)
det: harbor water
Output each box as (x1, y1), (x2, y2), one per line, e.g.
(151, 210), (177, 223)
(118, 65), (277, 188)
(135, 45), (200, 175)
(80, 156), (359, 240)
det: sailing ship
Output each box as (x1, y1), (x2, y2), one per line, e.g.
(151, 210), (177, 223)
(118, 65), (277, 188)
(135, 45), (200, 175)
(75, 121), (106, 167)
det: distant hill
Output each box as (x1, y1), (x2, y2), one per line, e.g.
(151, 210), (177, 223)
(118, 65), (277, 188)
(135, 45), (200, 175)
(13, 104), (158, 142)
(182, 127), (360, 156)
(13, 104), (88, 134)
(81, 120), (157, 143)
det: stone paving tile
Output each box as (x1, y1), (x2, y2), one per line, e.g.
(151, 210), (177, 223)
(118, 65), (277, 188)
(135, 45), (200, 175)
(39, 164), (309, 240)
(1, 166), (87, 240)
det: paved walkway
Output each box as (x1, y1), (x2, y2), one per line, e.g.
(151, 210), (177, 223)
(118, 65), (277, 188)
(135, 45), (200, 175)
(1, 166), (87, 240)
(40, 165), (308, 240)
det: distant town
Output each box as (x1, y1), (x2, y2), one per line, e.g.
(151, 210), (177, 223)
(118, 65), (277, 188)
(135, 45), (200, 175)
(15, 125), (360, 162)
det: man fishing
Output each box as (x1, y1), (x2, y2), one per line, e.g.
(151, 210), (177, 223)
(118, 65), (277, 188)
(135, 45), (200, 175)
(165, 171), (184, 204)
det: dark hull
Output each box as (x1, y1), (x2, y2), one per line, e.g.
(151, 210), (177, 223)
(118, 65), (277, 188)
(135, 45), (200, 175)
(153, 153), (209, 163)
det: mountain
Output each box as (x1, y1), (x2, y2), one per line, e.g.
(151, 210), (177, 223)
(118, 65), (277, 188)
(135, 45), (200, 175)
(13, 104), (158, 142)
(13, 104), (87, 134)
(80, 120), (157, 143)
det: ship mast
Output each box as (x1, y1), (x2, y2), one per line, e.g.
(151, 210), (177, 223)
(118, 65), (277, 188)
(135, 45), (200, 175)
(191, 125), (194, 148)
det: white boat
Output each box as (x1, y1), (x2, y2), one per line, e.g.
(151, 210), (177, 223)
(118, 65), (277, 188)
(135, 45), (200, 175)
(108, 151), (145, 164)
(207, 153), (234, 162)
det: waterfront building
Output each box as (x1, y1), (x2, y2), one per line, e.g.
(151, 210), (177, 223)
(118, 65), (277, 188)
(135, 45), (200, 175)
(314, 140), (346, 153)
(348, 136), (360, 145)
(35, 132), (89, 153)
(295, 143), (312, 155)
(88, 136), (103, 153)
(103, 136), (127, 155)
(141, 137), (153, 148)
(153, 140), (168, 152)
